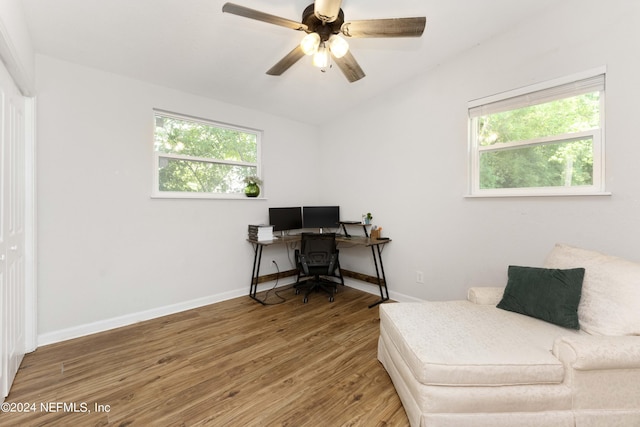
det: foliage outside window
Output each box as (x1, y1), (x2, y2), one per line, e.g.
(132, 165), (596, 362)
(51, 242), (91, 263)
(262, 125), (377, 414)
(153, 110), (261, 198)
(468, 70), (606, 197)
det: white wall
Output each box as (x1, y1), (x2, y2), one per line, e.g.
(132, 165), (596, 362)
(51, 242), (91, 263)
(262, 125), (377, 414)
(36, 0), (640, 342)
(36, 55), (321, 342)
(319, 0), (640, 301)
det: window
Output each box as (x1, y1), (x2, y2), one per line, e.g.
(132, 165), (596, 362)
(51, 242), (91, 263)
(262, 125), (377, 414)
(153, 110), (261, 198)
(468, 69), (606, 197)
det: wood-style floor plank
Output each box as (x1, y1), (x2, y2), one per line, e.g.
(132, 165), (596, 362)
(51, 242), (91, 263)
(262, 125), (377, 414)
(3, 286), (409, 426)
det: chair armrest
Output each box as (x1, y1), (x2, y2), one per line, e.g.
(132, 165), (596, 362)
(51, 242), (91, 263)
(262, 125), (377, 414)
(467, 287), (504, 305)
(553, 335), (640, 370)
(297, 253), (310, 275)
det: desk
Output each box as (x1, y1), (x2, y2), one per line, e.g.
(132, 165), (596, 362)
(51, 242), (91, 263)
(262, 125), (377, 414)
(248, 232), (391, 308)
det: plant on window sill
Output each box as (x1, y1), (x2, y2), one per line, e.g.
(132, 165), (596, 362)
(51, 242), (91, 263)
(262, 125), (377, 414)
(243, 176), (263, 198)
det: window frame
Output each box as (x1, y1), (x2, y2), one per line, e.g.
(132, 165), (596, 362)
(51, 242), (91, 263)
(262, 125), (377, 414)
(467, 68), (609, 198)
(151, 109), (263, 200)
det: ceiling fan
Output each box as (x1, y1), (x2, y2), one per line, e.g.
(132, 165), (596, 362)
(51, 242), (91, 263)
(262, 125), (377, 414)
(222, 0), (426, 83)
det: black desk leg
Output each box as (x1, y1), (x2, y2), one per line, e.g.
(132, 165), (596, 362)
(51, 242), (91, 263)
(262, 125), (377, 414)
(250, 243), (266, 305)
(368, 244), (390, 308)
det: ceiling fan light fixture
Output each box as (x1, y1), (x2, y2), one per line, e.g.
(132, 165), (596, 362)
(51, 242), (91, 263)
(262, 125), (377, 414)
(312, 43), (330, 70)
(300, 32), (320, 55)
(328, 35), (349, 58)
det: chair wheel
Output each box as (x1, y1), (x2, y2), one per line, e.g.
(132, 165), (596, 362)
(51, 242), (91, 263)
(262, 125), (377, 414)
(295, 288), (300, 295)
(329, 296), (334, 302)
(303, 297), (308, 303)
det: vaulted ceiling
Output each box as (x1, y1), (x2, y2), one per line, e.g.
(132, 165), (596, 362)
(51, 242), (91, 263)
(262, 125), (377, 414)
(21, 0), (556, 125)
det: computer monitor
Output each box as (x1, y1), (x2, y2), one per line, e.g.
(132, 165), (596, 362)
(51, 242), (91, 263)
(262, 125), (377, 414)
(303, 206), (340, 230)
(269, 207), (303, 232)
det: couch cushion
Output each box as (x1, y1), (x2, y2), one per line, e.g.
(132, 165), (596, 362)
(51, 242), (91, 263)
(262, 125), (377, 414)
(544, 243), (640, 336)
(379, 301), (583, 387)
(497, 265), (585, 329)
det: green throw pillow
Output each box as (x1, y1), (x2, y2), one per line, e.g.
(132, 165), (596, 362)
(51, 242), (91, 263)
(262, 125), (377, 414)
(497, 265), (585, 329)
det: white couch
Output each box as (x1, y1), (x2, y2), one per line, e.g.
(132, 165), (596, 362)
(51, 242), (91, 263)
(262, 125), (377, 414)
(377, 244), (640, 427)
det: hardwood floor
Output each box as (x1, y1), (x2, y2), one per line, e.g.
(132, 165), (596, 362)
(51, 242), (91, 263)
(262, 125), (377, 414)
(4, 286), (409, 426)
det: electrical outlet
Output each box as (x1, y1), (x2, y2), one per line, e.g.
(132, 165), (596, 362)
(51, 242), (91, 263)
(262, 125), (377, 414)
(416, 271), (424, 284)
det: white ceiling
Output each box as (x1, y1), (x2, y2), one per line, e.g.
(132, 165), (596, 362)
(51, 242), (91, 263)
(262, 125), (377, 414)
(21, 0), (557, 125)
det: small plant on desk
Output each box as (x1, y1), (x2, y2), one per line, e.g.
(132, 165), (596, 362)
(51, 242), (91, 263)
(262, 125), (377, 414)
(362, 212), (373, 225)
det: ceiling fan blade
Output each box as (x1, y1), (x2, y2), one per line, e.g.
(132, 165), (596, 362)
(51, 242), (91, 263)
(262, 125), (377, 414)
(341, 17), (426, 38)
(222, 3), (308, 31)
(314, 0), (342, 23)
(266, 45), (306, 76)
(333, 51), (365, 83)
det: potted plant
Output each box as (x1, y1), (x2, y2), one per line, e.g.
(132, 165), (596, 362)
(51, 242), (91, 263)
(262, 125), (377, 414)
(363, 212), (373, 225)
(243, 175), (262, 197)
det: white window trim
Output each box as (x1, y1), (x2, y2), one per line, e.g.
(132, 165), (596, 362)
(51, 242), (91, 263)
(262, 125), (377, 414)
(151, 109), (263, 200)
(466, 67), (610, 198)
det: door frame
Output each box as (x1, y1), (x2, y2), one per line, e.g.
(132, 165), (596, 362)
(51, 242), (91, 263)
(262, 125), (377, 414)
(0, 24), (37, 353)
(23, 97), (36, 352)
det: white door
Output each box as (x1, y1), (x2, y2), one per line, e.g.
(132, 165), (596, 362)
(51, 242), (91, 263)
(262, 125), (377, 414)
(0, 58), (26, 398)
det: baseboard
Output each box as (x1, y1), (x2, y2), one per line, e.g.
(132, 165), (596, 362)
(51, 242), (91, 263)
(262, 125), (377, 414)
(342, 278), (424, 303)
(37, 279), (298, 347)
(37, 278), (417, 347)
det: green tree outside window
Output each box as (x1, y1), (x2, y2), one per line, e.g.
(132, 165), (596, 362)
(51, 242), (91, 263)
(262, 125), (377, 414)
(154, 112), (260, 195)
(476, 92), (600, 190)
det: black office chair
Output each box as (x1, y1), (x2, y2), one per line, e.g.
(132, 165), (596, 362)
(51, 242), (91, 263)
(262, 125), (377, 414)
(294, 233), (344, 303)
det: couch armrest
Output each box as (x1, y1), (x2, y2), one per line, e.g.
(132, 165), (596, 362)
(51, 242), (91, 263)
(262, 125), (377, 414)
(467, 287), (504, 305)
(553, 335), (640, 370)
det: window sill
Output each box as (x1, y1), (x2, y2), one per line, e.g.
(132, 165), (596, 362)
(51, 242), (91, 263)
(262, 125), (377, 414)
(464, 191), (612, 199)
(151, 192), (267, 200)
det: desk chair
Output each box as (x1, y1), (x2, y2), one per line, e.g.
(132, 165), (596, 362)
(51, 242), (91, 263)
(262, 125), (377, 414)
(294, 233), (344, 303)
